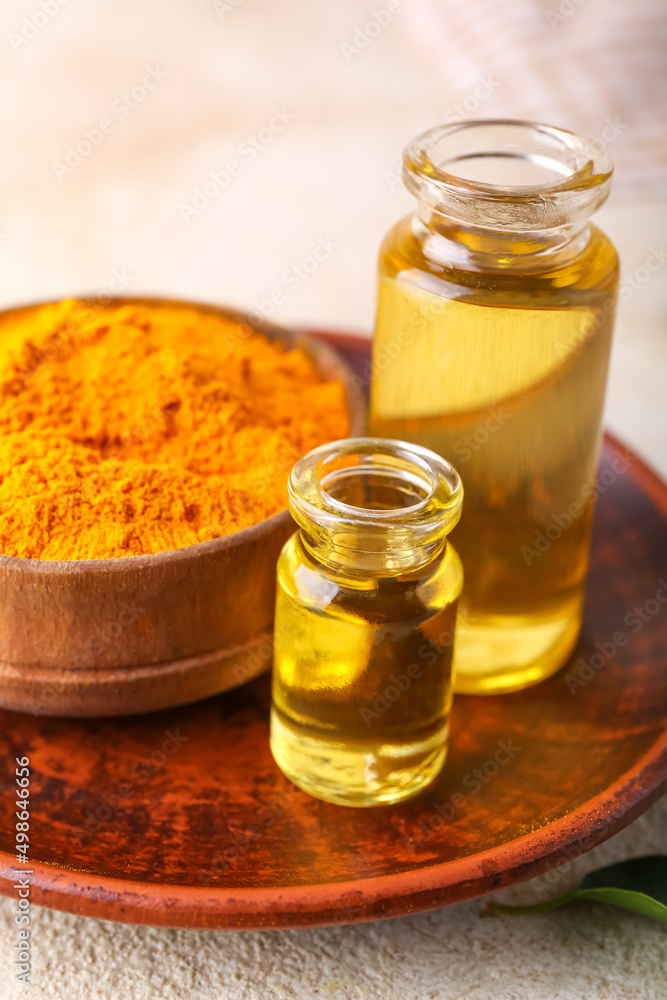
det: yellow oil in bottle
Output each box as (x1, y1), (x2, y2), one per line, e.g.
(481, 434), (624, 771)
(269, 439), (463, 806)
(371, 218), (619, 693)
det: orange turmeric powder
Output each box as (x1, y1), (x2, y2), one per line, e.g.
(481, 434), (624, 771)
(0, 298), (350, 560)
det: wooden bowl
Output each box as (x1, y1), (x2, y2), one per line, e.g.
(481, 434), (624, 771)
(0, 298), (365, 717)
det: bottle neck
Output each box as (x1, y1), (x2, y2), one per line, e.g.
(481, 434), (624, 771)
(402, 121), (613, 274)
(297, 520), (448, 577)
(287, 438), (463, 578)
(414, 205), (592, 273)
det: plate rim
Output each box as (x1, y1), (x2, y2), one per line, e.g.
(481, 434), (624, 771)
(1, 719), (665, 930)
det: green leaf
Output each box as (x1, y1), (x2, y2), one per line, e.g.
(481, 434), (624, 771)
(487, 855), (667, 924)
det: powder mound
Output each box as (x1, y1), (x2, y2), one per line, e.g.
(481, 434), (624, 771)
(0, 299), (349, 560)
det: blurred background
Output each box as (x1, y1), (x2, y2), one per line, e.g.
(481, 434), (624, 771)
(0, 0), (665, 478)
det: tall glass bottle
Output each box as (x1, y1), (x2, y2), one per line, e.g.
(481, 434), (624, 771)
(370, 120), (619, 694)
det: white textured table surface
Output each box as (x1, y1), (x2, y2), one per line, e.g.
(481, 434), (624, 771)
(0, 1), (665, 997)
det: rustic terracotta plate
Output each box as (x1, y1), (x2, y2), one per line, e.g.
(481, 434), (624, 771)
(0, 334), (665, 931)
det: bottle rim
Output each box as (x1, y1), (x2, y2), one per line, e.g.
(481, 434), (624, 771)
(403, 119), (614, 230)
(288, 437), (463, 552)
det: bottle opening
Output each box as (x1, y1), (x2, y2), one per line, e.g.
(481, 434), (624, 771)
(444, 150), (575, 188)
(404, 119), (613, 231)
(288, 438), (463, 573)
(316, 449), (434, 515)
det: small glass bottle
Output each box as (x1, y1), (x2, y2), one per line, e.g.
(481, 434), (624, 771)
(270, 437), (463, 807)
(370, 120), (619, 694)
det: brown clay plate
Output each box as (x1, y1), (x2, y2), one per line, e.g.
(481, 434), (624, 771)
(0, 333), (665, 931)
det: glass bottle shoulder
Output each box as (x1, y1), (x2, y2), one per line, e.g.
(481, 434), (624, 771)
(378, 214), (619, 303)
(277, 531), (463, 618)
